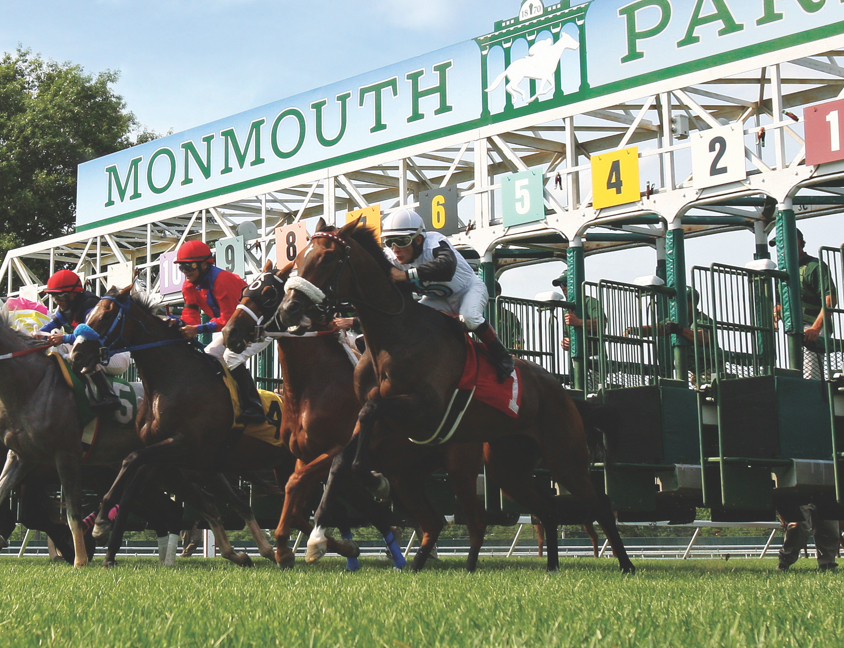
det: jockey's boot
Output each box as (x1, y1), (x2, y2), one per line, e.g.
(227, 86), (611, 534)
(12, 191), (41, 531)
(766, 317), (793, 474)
(476, 321), (516, 383)
(230, 364), (266, 425)
(90, 370), (122, 411)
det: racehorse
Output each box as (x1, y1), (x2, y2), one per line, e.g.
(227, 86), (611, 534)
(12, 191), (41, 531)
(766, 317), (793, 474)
(0, 313), (182, 567)
(69, 288), (359, 567)
(278, 219), (634, 573)
(222, 262), (487, 571)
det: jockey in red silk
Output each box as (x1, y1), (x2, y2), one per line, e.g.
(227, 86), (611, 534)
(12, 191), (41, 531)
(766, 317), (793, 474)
(176, 240), (268, 424)
(39, 269), (122, 411)
(381, 209), (515, 382)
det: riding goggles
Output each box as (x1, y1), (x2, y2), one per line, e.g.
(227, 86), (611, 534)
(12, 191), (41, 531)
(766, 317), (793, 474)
(51, 291), (76, 300)
(177, 262), (201, 272)
(383, 235), (416, 249)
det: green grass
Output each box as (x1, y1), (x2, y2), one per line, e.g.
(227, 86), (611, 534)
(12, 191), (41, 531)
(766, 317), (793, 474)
(0, 556), (841, 647)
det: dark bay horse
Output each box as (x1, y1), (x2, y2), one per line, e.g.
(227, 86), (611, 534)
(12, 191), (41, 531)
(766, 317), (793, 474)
(279, 219), (634, 574)
(0, 314), (182, 566)
(69, 288), (358, 567)
(222, 262), (487, 571)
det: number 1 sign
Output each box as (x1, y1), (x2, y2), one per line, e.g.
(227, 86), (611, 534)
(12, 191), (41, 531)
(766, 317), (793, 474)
(806, 99), (844, 167)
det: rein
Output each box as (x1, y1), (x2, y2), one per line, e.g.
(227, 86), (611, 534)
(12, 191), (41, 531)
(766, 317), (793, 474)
(291, 231), (406, 317)
(74, 295), (190, 362)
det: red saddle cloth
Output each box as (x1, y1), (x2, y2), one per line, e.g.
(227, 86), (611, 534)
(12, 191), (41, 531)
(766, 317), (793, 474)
(458, 336), (521, 418)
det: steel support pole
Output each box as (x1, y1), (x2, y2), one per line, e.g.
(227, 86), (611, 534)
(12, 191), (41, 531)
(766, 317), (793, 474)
(567, 238), (586, 391)
(666, 221), (689, 381)
(776, 203), (803, 372)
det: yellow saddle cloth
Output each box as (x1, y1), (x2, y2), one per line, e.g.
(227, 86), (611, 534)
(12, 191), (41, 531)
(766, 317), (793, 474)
(220, 365), (284, 447)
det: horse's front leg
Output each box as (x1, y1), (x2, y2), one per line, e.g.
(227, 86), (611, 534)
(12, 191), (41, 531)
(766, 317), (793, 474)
(0, 451), (32, 550)
(53, 451), (87, 567)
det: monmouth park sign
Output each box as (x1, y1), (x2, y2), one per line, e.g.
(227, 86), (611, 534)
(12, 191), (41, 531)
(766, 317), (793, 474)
(76, 0), (844, 231)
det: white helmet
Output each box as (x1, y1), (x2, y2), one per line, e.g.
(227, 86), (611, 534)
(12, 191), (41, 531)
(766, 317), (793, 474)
(381, 209), (425, 247)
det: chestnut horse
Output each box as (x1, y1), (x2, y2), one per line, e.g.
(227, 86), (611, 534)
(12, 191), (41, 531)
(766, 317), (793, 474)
(69, 288), (358, 567)
(222, 262), (487, 571)
(279, 220), (634, 573)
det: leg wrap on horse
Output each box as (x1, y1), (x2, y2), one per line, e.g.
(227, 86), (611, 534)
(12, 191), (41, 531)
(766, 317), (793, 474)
(342, 531), (360, 572)
(383, 530), (406, 570)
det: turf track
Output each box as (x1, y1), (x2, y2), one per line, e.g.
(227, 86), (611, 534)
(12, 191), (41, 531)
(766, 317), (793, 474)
(0, 556), (840, 647)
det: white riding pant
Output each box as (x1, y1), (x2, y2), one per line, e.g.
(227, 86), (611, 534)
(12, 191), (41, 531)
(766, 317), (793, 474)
(419, 278), (489, 331)
(204, 333), (272, 369)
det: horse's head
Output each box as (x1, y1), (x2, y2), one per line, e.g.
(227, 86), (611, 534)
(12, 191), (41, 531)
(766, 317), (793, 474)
(69, 285), (136, 374)
(223, 260), (290, 353)
(279, 218), (357, 330)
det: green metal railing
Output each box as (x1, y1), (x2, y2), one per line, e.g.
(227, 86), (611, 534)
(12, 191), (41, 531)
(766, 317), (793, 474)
(691, 264), (786, 383)
(494, 296), (570, 384)
(586, 280), (675, 390)
(819, 245), (844, 379)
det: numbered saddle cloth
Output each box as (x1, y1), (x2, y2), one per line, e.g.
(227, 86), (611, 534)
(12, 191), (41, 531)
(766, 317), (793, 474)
(49, 351), (144, 461)
(459, 336), (521, 419)
(219, 364), (285, 447)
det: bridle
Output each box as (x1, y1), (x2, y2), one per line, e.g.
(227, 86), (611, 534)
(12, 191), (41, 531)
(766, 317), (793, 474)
(286, 231), (406, 317)
(73, 294), (189, 364)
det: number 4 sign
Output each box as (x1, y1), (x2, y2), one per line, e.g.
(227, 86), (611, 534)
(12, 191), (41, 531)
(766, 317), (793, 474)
(806, 99), (844, 166)
(592, 146), (640, 210)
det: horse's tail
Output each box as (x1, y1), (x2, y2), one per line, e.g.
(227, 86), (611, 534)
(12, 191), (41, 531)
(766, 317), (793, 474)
(574, 398), (619, 463)
(486, 70), (508, 93)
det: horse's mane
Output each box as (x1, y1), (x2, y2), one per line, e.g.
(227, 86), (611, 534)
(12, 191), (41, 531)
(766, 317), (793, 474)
(104, 286), (165, 319)
(318, 223), (396, 278)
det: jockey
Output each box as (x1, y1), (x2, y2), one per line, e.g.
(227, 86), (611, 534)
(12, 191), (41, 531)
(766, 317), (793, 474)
(39, 270), (122, 411)
(175, 240), (269, 424)
(381, 209), (515, 382)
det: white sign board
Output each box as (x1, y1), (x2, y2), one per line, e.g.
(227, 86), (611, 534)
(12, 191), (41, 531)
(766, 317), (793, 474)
(691, 124), (747, 190)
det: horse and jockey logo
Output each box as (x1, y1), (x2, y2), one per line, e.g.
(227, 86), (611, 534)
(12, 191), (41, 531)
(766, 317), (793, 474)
(486, 31), (580, 104)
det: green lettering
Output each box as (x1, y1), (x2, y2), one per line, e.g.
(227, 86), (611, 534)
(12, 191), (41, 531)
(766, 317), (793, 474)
(795, 0), (826, 12)
(359, 78), (398, 134)
(181, 134), (214, 186)
(271, 108), (307, 159)
(104, 157), (143, 207)
(220, 119), (266, 175)
(677, 0), (744, 48)
(147, 148), (176, 195)
(618, 0), (672, 63)
(311, 92), (352, 148)
(756, 0), (783, 25)
(406, 61), (453, 124)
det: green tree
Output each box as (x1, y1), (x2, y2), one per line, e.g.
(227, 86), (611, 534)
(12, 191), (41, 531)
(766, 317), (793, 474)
(0, 47), (158, 260)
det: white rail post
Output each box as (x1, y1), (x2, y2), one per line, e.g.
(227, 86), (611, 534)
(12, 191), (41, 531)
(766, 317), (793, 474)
(507, 524), (524, 558)
(682, 527), (701, 560)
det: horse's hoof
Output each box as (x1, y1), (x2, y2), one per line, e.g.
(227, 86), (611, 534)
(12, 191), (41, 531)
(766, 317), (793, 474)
(337, 539), (360, 559)
(276, 549), (295, 570)
(238, 553), (254, 568)
(369, 472), (391, 500)
(101, 558), (115, 568)
(306, 527), (328, 564)
(621, 565), (636, 575)
(92, 522), (111, 540)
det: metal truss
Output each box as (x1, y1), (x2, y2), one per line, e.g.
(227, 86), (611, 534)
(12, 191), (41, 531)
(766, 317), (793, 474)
(4, 41), (844, 298)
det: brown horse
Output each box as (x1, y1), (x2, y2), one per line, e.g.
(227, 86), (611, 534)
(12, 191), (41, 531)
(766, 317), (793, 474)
(222, 262), (487, 571)
(0, 314), (182, 566)
(69, 288), (358, 567)
(278, 219), (634, 573)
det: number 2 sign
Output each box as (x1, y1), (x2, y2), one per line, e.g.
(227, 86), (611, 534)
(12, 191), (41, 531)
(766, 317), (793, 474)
(806, 99), (844, 166)
(592, 146), (640, 210)
(691, 124), (746, 189)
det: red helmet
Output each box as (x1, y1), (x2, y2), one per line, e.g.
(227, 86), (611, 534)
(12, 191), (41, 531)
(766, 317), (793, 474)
(176, 240), (213, 264)
(45, 270), (83, 294)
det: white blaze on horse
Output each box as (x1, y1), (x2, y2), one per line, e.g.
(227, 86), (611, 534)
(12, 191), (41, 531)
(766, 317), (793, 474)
(486, 32), (579, 104)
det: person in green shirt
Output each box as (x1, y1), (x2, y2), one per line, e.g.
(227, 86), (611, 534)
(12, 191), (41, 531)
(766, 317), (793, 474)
(770, 228), (837, 380)
(552, 273), (605, 392)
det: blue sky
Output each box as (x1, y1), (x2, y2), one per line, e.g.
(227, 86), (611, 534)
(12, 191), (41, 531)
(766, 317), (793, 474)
(1, 0), (518, 135)
(3, 0), (841, 297)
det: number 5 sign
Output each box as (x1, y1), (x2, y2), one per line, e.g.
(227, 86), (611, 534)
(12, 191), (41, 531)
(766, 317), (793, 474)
(275, 222), (309, 266)
(691, 124), (746, 189)
(592, 146), (640, 210)
(502, 169), (544, 226)
(806, 99), (844, 166)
